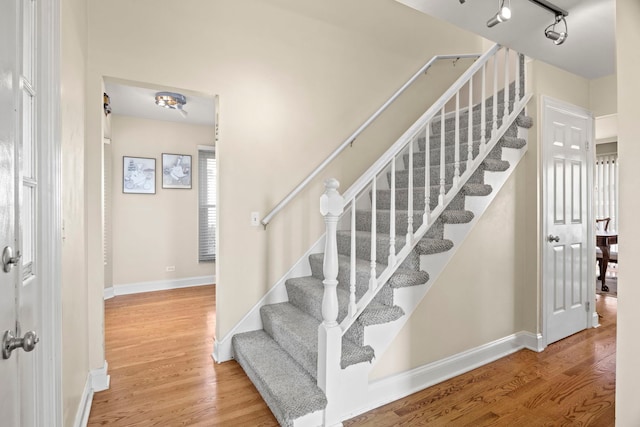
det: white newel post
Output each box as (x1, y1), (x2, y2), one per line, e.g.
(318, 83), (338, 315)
(318, 178), (344, 426)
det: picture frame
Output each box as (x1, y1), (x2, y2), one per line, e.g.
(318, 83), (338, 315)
(162, 153), (192, 189)
(123, 156), (156, 194)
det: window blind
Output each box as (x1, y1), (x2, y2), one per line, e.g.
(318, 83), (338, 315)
(198, 149), (216, 262)
(595, 154), (618, 232)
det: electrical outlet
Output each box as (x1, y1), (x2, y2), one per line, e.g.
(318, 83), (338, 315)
(166, 266), (175, 272)
(250, 211), (260, 227)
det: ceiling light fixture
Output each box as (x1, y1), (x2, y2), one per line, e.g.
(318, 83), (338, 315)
(544, 14), (568, 45)
(486, 0), (511, 28)
(155, 92), (188, 117)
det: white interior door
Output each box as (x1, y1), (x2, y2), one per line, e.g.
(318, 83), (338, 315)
(543, 97), (592, 345)
(0, 0), (21, 425)
(1, 0), (41, 425)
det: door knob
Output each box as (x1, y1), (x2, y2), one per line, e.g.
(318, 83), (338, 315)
(547, 234), (560, 243)
(2, 330), (39, 360)
(2, 246), (21, 273)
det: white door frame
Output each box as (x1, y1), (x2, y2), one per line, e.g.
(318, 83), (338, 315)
(36, 0), (62, 425)
(541, 95), (597, 349)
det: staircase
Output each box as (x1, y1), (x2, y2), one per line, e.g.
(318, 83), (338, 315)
(231, 45), (533, 426)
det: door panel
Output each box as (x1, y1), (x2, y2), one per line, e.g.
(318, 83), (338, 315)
(0, 0), (19, 425)
(545, 101), (591, 345)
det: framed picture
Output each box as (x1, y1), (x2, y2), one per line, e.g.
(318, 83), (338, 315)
(162, 153), (192, 189)
(123, 156), (156, 194)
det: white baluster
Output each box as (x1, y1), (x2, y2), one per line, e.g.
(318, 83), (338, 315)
(467, 76), (474, 170)
(515, 53), (521, 102)
(317, 178), (343, 408)
(454, 92), (460, 186)
(406, 139), (414, 246)
(348, 200), (357, 318)
(369, 178), (376, 291)
(481, 63), (487, 153)
(389, 158), (397, 266)
(503, 47), (510, 121)
(492, 53), (499, 137)
(319, 178), (344, 326)
(439, 107), (446, 206)
(423, 124), (430, 225)
(604, 156), (610, 219)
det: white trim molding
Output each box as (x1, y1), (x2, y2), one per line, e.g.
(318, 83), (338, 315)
(91, 361), (110, 392)
(72, 376), (94, 427)
(72, 361), (110, 427)
(347, 331), (541, 421)
(104, 275), (215, 299)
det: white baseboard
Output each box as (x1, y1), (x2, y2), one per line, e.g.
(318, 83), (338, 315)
(348, 331), (538, 420)
(103, 286), (114, 300)
(104, 275), (215, 299)
(91, 361), (110, 392)
(73, 360), (110, 427)
(73, 375), (94, 427)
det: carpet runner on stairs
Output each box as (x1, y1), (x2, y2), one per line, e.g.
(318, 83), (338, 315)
(232, 98), (532, 426)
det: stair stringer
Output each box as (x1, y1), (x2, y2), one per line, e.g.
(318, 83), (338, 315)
(326, 111), (531, 425)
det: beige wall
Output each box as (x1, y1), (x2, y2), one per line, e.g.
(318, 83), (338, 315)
(590, 74), (617, 117)
(60, 0), (89, 424)
(616, 0), (640, 423)
(86, 0), (486, 342)
(110, 115), (215, 285)
(372, 166), (527, 378)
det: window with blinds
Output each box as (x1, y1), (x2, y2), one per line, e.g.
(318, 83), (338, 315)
(198, 148), (216, 262)
(595, 154), (618, 232)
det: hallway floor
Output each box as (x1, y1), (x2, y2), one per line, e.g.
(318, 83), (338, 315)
(88, 287), (616, 426)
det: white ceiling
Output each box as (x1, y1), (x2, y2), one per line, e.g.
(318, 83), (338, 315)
(397, 0), (616, 80)
(104, 80), (216, 127)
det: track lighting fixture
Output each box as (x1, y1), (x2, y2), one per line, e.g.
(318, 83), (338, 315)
(486, 0), (511, 28)
(544, 14), (568, 45)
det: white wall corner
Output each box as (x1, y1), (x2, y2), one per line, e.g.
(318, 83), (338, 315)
(112, 275), (215, 297)
(103, 286), (114, 300)
(91, 360), (111, 392)
(212, 337), (234, 363)
(72, 375), (94, 427)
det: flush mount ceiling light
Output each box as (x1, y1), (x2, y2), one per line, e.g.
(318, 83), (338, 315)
(486, 0), (511, 28)
(155, 92), (188, 117)
(544, 14), (568, 45)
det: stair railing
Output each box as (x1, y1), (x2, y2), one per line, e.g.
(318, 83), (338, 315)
(260, 52), (482, 228)
(317, 45), (530, 405)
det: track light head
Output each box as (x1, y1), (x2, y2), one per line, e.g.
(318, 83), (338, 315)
(487, 1), (511, 28)
(544, 15), (568, 45)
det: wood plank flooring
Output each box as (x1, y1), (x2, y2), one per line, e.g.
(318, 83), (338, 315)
(88, 287), (616, 426)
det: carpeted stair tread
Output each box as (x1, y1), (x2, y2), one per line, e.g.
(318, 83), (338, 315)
(357, 302), (405, 326)
(308, 252), (428, 291)
(286, 276), (351, 323)
(415, 238), (454, 255)
(463, 183), (492, 197)
(516, 115), (533, 128)
(441, 209), (474, 224)
(500, 136), (527, 149)
(232, 330), (327, 427)
(482, 158), (510, 172)
(261, 302), (375, 377)
(261, 302), (322, 379)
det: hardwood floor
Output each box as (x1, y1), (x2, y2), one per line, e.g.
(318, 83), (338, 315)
(345, 294), (617, 427)
(87, 285), (278, 426)
(88, 287), (616, 426)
